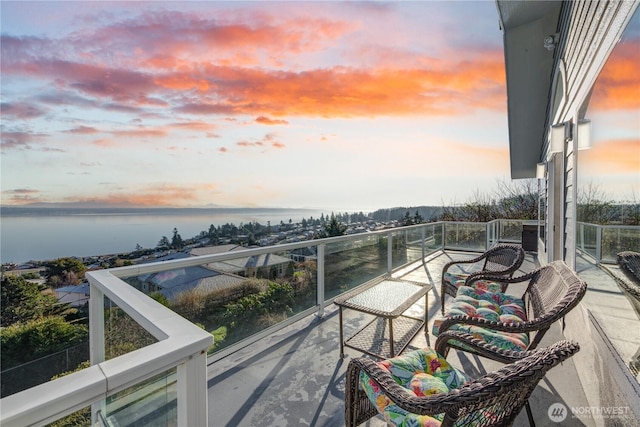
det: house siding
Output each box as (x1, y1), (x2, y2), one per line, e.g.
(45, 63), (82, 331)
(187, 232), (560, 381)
(544, 0), (638, 267)
(544, 0), (640, 418)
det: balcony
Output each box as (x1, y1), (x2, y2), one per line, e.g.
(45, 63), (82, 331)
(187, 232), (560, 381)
(2, 220), (639, 426)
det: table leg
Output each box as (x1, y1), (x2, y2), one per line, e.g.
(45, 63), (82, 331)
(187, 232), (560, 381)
(389, 318), (395, 358)
(339, 306), (345, 358)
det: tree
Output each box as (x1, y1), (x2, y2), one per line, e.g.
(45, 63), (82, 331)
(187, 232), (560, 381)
(402, 211), (413, 226)
(578, 182), (617, 224)
(1, 275), (69, 326)
(413, 210), (424, 224)
(44, 258), (86, 288)
(321, 213), (347, 237)
(157, 236), (171, 250)
(171, 227), (184, 250)
(439, 178), (538, 222)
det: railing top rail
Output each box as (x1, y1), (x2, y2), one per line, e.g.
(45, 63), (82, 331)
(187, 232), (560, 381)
(578, 222), (640, 230)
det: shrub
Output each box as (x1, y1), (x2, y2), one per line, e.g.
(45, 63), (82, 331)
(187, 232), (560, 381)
(1, 316), (88, 369)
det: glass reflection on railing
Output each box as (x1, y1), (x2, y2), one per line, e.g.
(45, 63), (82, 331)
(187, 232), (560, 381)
(121, 249), (318, 354)
(105, 367), (177, 427)
(577, 222), (599, 259)
(104, 296), (157, 360)
(499, 220), (527, 242)
(601, 226), (640, 262)
(444, 222), (486, 251)
(324, 235), (387, 300)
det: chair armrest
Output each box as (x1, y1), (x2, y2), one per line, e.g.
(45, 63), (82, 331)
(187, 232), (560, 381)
(435, 331), (538, 363)
(465, 269), (538, 292)
(441, 255), (487, 283)
(437, 313), (543, 336)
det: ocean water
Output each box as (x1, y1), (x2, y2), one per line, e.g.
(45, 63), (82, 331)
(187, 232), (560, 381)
(0, 208), (328, 264)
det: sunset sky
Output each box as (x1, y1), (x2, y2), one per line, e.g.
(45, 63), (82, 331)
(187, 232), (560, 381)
(1, 1), (638, 211)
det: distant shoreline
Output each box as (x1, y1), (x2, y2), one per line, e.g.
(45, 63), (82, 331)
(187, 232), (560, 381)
(0, 206), (333, 217)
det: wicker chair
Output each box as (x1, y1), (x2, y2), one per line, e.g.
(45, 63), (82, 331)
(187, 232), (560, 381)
(617, 251), (640, 300)
(435, 261), (586, 360)
(345, 333), (580, 427)
(440, 244), (525, 314)
(616, 251), (640, 375)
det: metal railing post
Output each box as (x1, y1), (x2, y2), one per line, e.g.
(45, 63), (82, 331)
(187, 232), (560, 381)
(387, 231), (393, 274)
(317, 244), (325, 317)
(89, 282), (106, 424)
(177, 350), (208, 427)
(596, 225), (603, 264)
(486, 221), (491, 249)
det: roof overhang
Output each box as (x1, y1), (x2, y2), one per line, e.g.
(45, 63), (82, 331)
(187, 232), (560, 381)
(496, 1), (562, 179)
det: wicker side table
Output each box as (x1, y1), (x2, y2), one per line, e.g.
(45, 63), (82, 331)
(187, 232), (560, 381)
(334, 277), (431, 359)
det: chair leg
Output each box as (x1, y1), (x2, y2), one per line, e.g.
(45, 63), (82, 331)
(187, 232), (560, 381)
(525, 401), (535, 427)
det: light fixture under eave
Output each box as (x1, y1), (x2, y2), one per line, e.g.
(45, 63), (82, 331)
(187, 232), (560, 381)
(536, 162), (546, 179)
(550, 123), (566, 154)
(577, 119), (591, 150)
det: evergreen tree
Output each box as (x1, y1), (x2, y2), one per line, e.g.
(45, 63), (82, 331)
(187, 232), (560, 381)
(403, 211), (413, 226)
(157, 236), (171, 250)
(1, 275), (69, 326)
(322, 213), (347, 237)
(171, 228), (184, 250)
(413, 210), (424, 224)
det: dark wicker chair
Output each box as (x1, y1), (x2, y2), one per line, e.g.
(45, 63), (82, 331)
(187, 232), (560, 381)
(345, 333), (580, 427)
(617, 251), (640, 300)
(440, 244), (525, 314)
(616, 251), (640, 375)
(435, 261), (586, 360)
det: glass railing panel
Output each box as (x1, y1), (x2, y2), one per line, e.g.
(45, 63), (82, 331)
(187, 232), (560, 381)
(444, 222), (486, 251)
(601, 226), (640, 263)
(487, 220), (499, 247)
(404, 227), (427, 265)
(45, 406), (91, 427)
(390, 229), (410, 270)
(1, 341), (89, 398)
(120, 249), (317, 355)
(104, 296), (157, 359)
(499, 220), (526, 242)
(104, 367), (177, 427)
(324, 235), (387, 299)
(577, 223), (598, 259)
(424, 223), (443, 251)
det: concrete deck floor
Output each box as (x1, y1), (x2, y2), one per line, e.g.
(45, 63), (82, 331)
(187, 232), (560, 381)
(206, 250), (638, 427)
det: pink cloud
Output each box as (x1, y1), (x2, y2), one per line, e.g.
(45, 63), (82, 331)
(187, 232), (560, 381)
(64, 125), (100, 134)
(1, 102), (46, 119)
(0, 131), (53, 151)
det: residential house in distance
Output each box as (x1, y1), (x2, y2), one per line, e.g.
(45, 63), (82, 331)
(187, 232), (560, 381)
(54, 283), (90, 308)
(190, 244), (293, 279)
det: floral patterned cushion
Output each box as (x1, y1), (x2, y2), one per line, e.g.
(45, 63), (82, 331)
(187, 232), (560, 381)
(443, 272), (503, 293)
(359, 348), (471, 426)
(432, 286), (529, 352)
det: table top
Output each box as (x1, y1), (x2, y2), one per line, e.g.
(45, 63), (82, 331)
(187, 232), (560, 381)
(334, 277), (431, 318)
